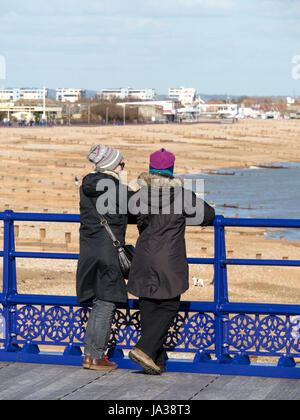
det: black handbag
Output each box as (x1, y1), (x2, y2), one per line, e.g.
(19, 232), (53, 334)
(99, 215), (134, 279)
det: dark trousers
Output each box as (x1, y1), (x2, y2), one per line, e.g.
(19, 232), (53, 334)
(136, 296), (181, 366)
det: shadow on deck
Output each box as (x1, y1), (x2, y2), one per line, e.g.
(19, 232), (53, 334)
(0, 362), (299, 400)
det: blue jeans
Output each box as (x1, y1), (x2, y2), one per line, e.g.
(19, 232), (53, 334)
(84, 299), (116, 360)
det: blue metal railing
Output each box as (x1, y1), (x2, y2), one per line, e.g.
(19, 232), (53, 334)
(0, 210), (300, 378)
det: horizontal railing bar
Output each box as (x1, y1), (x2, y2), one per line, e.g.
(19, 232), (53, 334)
(0, 211), (80, 223)
(11, 253), (215, 264)
(224, 258), (300, 267)
(9, 253), (300, 268)
(6, 294), (300, 316)
(7, 294), (216, 312)
(220, 302), (300, 316)
(7, 294), (112, 307)
(216, 217), (300, 229)
(12, 252), (79, 260)
(1, 211), (300, 230)
(187, 258), (215, 264)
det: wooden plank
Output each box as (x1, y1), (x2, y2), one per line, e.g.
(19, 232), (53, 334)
(63, 369), (131, 400)
(26, 368), (108, 400)
(0, 363), (300, 400)
(0, 363), (10, 369)
(0, 364), (103, 400)
(98, 371), (184, 401)
(154, 374), (219, 400)
(264, 380), (300, 400)
(64, 370), (218, 401)
(0, 363), (39, 389)
(0, 364), (74, 400)
(191, 376), (290, 400)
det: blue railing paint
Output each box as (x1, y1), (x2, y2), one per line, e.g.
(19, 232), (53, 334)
(0, 211), (300, 379)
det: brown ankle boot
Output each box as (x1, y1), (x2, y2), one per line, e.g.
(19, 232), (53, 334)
(88, 356), (118, 371)
(83, 355), (93, 369)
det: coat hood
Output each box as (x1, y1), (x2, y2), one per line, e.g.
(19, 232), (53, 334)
(82, 171), (119, 197)
(136, 172), (184, 212)
(137, 172), (183, 189)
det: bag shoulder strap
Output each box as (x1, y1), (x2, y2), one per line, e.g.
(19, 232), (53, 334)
(99, 215), (121, 248)
(87, 195), (121, 248)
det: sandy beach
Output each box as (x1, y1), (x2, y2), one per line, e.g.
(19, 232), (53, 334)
(0, 119), (300, 305)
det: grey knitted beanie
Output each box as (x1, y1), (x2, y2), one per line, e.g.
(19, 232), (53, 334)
(87, 145), (123, 172)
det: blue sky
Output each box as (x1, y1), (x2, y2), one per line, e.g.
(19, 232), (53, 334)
(0, 0), (299, 96)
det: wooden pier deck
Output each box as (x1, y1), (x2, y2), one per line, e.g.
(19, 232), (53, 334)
(0, 362), (299, 400)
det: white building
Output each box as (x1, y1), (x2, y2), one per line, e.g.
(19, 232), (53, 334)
(101, 88), (156, 101)
(287, 97), (296, 106)
(56, 88), (86, 103)
(0, 102), (62, 122)
(0, 88), (48, 102)
(168, 87), (196, 105)
(117, 100), (176, 120)
(195, 103), (238, 118)
(237, 107), (259, 119)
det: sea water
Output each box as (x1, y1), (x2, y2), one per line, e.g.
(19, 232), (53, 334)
(181, 162), (300, 240)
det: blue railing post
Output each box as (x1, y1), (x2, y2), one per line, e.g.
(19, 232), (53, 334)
(214, 215), (231, 363)
(2, 210), (19, 353)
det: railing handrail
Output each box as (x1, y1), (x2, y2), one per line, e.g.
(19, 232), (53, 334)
(2, 211), (300, 228)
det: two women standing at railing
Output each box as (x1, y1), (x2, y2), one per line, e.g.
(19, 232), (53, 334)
(76, 145), (215, 374)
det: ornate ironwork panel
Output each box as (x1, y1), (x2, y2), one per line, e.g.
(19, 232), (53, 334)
(227, 314), (300, 357)
(15, 304), (216, 354)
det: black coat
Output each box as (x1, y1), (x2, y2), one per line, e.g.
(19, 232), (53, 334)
(127, 172), (215, 300)
(76, 171), (135, 304)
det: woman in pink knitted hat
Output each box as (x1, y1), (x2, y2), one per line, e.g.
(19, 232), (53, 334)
(128, 148), (215, 375)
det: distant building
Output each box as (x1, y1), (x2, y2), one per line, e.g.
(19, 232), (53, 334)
(0, 102), (62, 122)
(0, 88), (48, 102)
(178, 103), (239, 119)
(117, 100), (176, 122)
(168, 87), (196, 105)
(56, 88), (86, 103)
(238, 106), (259, 119)
(287, 97), (296, 106)
(101, 88), (156, 101)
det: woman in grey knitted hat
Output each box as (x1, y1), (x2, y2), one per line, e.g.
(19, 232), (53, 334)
(86, 145), (124, 173)
(76, 145), (135, 371)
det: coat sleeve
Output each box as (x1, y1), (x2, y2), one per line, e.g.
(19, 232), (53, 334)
(183, 190), (215, 226)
